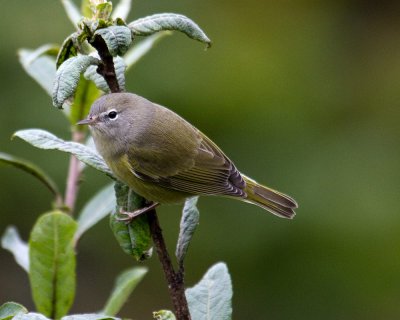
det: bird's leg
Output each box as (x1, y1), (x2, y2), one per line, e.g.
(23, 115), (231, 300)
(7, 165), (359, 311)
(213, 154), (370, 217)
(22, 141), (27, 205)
(117, 202), (160, 223)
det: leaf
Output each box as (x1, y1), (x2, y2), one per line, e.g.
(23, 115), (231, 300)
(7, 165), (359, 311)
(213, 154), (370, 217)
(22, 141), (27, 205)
(13, 313), (50, 320)
(75, 184), (116, 241)
(129, 13), (211, 48)
(112, 0), (131, 21)
(29, 211), (77, 319)
(60, 0), (82, 27)
(18, 46), (57, 96)
(153, 310), (176, 320)
(0, 302), (28, 320)
(69, 75), (102, 125)
(84, 56), (126, 92)
(110, 182), (152, 261)
(102, 267), (148, 316)
(53, 55), (100, 108)
(13, 129), (113, 177)
(186, 263), (233, 320)
(93, 26), (133, 56)
(1, 226), (29, 272)
(176, 197), (199, 265)
(61, 314), (119, 320)
(124, 32), (171, 71)
(0, 152), (60, 199)
(56, 34), (78, 69)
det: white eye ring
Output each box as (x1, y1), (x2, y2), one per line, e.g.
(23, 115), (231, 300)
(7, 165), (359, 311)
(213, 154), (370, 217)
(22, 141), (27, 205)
(108, 109), (118, 120)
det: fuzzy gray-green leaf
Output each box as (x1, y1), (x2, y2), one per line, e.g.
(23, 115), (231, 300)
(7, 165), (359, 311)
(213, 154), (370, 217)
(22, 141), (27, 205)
(0, 302), (28, 320)
(75, 184), (116, 241)
(18, 46), (57, 96)
(176, 197), (199, 265)
(186, 263), (233, 320)
(103, 267), (148, 316)
(53, 55), (100, 108)
(93, 26), (132, 56)
(124, 32), (171, 71)
(56, 34), (78, 69)
(12, 313), (50, 320)
(84, 56), (126, 92)
(29, 211), (77, 319)
(13, 129), (113, 177)
(1, 226), (29, 272)
(129, 13), (211, 47)
(110, 182), (152, 261)
(0, 152), (60, 198)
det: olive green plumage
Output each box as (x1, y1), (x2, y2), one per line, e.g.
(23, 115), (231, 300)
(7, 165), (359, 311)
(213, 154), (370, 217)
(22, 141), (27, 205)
(79, 92), (297, 218)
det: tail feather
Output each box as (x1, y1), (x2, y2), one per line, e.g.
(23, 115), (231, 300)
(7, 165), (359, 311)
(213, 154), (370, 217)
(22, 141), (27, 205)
(243, 176), (298, 219)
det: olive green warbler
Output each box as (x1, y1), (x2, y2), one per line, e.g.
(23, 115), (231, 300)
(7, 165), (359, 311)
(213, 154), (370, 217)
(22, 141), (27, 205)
(78, 93), (297, 219)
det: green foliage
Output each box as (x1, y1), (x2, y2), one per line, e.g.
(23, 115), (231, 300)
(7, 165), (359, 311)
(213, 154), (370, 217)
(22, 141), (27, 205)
(176, 197), (199, 265)
(186, 263), (233, 320)
(75, 183), (115, 241)
(110, 182), (152, 261)
(0, 152), (60, 199)
(102, 267), (148, 316)
(93, 26), (133, 56)
(1, 227), (29, 272)
(0, 302), (28, 320)
(153, 310), (176, 320)
(13, 129), (113, 177)
(129, 13), (211, 48)
(29, 211), (77, 319)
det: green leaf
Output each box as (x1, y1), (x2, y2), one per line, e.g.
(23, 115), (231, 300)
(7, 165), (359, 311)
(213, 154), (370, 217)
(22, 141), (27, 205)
(111, 0), (131, 21)
(94, 2), (113, 20)
(129, 13), (211, 48)
(75, 184), (116, 241)
(18, 46), (57, 96)
(0, 302), (28, 320)
(69, 75), (102, 125)
(103, 267), (148, 316)
(0, 152), (60, 199)
(13, 129), (113, 177)
(61, 314), (119, 320)
(53, 55), (100, 108)
(29, 211), (77, 319)
(153, 310), (176, 320)
(186, 263), (233, 320)
(56, 34), (78, 69)
(60, 0), (82, 27)
(110, 182), (152, 261)
(93, 26), (133, 56)
(13, 313), (50, 320)
(124, 32), (171, 71)
(84, 55), (126, 92)
(1, 226), (29, 272)
(176, 197), (199, 265)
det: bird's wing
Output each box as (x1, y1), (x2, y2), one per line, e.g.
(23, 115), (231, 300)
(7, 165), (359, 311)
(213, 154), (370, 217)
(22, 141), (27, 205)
(127, 130), (246, 197)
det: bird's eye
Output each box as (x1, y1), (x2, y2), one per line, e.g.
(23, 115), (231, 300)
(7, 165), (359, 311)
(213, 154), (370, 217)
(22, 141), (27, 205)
(108, 110), (118, 120)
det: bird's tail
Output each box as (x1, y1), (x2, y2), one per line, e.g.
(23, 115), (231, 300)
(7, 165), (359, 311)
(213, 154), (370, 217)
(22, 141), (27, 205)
(243, 175), (298, 219)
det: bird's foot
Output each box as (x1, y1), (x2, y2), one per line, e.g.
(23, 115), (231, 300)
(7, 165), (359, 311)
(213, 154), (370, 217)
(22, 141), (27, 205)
(117, 202), (159, 224)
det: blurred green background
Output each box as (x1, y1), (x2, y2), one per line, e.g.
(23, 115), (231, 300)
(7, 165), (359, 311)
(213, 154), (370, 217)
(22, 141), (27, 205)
(1, 0), (400, 319)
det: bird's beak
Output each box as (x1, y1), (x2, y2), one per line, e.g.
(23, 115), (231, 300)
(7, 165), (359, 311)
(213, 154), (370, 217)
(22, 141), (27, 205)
(77, 116), (95, 125)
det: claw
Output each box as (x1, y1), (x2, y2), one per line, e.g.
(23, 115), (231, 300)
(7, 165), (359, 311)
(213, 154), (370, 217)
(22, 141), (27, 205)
(116, 202), (159, 224)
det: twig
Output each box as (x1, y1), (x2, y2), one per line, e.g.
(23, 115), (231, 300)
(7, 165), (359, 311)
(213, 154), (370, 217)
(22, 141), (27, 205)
(64, 130), (85, 213)
(92, 40), (191, 319)
(148, 210), (191, 320)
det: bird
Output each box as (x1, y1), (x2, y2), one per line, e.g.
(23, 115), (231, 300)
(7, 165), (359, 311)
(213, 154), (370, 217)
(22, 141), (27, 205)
(77, 92), (298, 220)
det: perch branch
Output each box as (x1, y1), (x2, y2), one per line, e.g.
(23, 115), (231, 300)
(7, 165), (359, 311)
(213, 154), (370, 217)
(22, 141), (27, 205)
(92, 39), (191, 319)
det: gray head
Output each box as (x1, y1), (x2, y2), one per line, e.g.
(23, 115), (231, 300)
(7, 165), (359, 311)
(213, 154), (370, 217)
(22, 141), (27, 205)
(77, 92), (154, 157)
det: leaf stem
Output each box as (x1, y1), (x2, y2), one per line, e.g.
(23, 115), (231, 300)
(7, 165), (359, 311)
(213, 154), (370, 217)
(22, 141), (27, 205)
(64, 130), (85, 213)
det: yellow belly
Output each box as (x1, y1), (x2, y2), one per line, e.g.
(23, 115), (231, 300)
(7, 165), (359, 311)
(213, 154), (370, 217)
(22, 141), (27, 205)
(107, 157), (190, 204)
